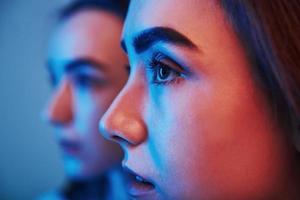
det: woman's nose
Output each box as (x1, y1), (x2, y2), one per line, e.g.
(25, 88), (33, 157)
(99, 80), (147, 147)
(43, 79), (73, 127)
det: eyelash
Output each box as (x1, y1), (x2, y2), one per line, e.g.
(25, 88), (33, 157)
(147, 53), (183, 86)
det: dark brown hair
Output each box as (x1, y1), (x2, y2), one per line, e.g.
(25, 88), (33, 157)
(220, 0), (300, 136)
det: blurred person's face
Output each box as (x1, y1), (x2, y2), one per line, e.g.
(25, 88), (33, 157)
(100, 0), (300, 199)
(44, 9), (128, 180)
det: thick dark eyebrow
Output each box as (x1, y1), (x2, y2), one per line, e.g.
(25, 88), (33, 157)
(132, 26), (198, 54)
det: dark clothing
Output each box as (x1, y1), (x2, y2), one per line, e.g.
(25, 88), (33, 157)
(61, 175), (108, 200)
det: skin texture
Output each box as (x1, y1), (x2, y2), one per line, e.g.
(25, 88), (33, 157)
(44, 9), (128, 180)
(100, 0), (300, 199)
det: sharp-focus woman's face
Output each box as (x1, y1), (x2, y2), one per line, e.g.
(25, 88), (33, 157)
(45, 10), (128, 179)
(100, 0), (300, 199)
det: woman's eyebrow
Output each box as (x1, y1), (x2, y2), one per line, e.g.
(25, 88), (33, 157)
(130, 26), (199, 54)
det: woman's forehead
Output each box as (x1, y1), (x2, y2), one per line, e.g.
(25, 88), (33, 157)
(122, 0), (227, 54)
(124, 0), (219, 27)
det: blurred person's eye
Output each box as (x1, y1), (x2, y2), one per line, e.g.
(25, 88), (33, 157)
(46, 66), (59, 88)
(49, 72), (58, 88)
(71, 73), (105, 89)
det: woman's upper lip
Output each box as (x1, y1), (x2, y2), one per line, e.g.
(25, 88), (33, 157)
(123, 165), (148, 181)
(122, 161), (152, 181)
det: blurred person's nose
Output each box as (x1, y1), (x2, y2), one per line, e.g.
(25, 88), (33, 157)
(42, 79), (73, 126)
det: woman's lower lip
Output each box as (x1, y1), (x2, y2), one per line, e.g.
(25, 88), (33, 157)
(124, 167), (155, 197)
(127, 178), (155, 197)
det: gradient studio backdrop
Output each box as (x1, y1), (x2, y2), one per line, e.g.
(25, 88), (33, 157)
(0, 0), (72, 199)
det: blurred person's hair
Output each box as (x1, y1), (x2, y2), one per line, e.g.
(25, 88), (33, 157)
(59, 0), (129, 21)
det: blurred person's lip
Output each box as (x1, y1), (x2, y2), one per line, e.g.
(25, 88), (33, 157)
(123, 164), (156, 198)
(60, 139), (81, 155)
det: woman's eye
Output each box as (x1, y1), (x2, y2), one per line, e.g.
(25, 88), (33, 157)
(156, 64), (177, 82)
(149, 61), (181, 85)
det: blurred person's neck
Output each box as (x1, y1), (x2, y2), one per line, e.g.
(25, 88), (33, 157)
(62, 166), (128, 200)
(63, 174), (108, 199)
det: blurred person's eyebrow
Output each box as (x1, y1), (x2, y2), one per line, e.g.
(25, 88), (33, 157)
(46, 58), (106, 85)
(47, 58), (106, 73)
(64, 58), (106, 73)
(121, 26), (199, 54)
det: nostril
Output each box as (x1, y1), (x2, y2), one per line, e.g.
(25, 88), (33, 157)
(112, 135), (121, 141)
(111, 135), (130, 145)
